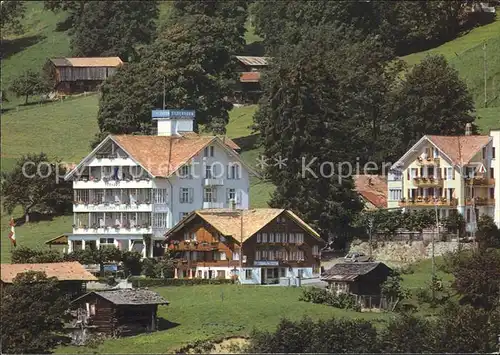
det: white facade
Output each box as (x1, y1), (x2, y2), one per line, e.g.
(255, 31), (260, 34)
(66, 110), (252, 257)
(492, 129), (500, 227)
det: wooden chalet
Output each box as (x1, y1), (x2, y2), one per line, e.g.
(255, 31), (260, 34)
(164, 208), (324, 285)
(0, 262), (97, 299)
(44, 57), (123, 95)
(233, 56), (270, 104)
(69, 289), (169, 342)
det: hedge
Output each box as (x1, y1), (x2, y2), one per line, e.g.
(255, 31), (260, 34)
(129, 277), (235, 288)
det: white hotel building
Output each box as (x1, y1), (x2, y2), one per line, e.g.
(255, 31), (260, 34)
(63, 109), (255, 257)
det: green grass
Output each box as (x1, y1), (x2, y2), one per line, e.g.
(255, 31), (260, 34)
(1, 1), (71, 87)
(477, 107), (500, 132)
(403, 16), (500, 109)
(401, 256), (452, 290)
(57, 285), (388, 354)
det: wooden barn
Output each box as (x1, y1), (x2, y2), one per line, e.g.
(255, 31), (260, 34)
(69, 289), (169, 343)
(0, 261), (97, 299)
(233, 56), (270, 104)
(321, 262), (392, 296)
(44, 57), (123, 95)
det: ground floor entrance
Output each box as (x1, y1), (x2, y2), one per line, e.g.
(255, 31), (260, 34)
(260, 267), (287, 285)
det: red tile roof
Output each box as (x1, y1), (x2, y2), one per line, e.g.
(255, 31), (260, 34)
(354, 175), (387, 209)
(113, 134), (240, 178)
(240, 72), (261, 83)
(0, 262), (98, 283)
(427, 135), (492, 165)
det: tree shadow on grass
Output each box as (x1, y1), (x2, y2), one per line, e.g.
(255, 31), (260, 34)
(13, 212), (55, 227)
(1, 35), (44, 60)
(157, 318), (180, 331)
(233, 133), (260, 152)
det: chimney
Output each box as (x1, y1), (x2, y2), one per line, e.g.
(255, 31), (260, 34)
(152, 109), (195, 136)
(465, 123), (472, 136)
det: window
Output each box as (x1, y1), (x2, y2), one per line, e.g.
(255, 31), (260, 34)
(99, 238), (114, 246)
(257, 233), (261, 243)
(491, 168), (495, 179)
(490, 188), (495, 199)
(269, 232), (275, 243)
(410, 168), (418, 179)
(179, 212), (189, 221)
(389, 189), (402, 201)
(282, 233), (288, 243)
(152, 213), (168, 228)
(262, 233), (268, 242)
(493, 147), (496, 159)
(204, 187), (215, 202)
(219, 252), (227, 261)
(256, 250), (261, 260)
(312, 245), (319, 256)
(296, 233), (304, 243)
(217, 270), (225, 278)
(74, 190), (89, 204)
(179, 165), (192, 179)
(153, 189), (168, 204)
(205, 165), (212, 179)
(228, 163), (240, 179)
(280, 268), (286, 278)
(275, 232), (281, 243)
(245, 269), (252, 280)
(184, 232), (190, 241)
(233, 251), (240, 260)
(277, 216), (286, 224)
(226, 188), (236, 203)
(204, 146), (214, 157)
(180, 187), (192, 203)
(483, 147), (487, 159)
(446, 167), (454, 180)
(289, 233), (295, 243)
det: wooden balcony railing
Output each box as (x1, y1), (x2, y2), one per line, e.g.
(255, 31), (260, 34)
(416, 157), (440, 166)
(412, 177), (444, 187)
(167, 240), (220, 252)
(464, 177), (495, 186)
(399, 197), (458, 207)
(465, 197), (495, 206)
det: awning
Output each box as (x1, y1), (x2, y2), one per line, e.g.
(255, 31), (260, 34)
(45, 234), (69, 245)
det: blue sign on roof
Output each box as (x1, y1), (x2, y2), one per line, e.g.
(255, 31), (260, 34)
(152, 109), (196, 119)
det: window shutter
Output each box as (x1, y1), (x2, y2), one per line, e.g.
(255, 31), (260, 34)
(179, 188), (183, 203)
(237, 190), (242, 204)
(189, 188), (194, 203)
(212, 189), (217, 203)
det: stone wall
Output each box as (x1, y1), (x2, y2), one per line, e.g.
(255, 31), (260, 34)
(347, 239), (473, 266)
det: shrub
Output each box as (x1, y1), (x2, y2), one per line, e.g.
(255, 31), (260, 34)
(129, 277), (235, 288)
(299, 287), (359, 311)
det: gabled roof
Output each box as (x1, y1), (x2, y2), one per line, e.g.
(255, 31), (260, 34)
(49, 57), (123, 67)
(0, 262), (97, 283)
(165, 208), (323, 243)
(73, 289), (169, 306)
(393, 134), (492, 169)
(240, 72), (261, 83)
(353, 175), (387, 209)
(65, 133), (254, 180)
(235, 56), (270, 66)
(427, 135), (492, 165)
(321, 262), (391, 282)
(45, 234), (69, 245)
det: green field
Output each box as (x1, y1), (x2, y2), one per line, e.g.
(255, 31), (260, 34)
(57, 285), (389, 354)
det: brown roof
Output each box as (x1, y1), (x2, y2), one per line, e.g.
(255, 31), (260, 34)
(49, 57), (123, 67)
(427, 135), (491, 165)
(321, 262), (391, 282)
(74, 289), (169, 306)
(166, 209), (323, 243)
(240, 72), (261, 83)
(0, 262), (98, 283)
(353, 175), (387, 209)
(112, 134), (240, 177)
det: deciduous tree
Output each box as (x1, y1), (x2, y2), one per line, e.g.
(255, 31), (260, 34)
(476, 214), (500, 249)
(0, 271), (70, 353)
(1, 153), (72, 223)
(0, 0), (26, 37)
(9, 70), (51, 104)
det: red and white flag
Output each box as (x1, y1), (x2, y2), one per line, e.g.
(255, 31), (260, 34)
(8, 217), (16, 247)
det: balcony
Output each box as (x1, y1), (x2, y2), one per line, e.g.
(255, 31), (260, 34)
(399, 197), (458, 207)
(202, 201), (224, 209)
(416, 157), (440, 166)
(73, 177), (153, 189)
(72, 225), (152, 235)
(73, 202), (153, 212)
(465, 197), (495, 206)
(464, 177), (495, 186)
(167, 240), (220, 252)
(203, 178), (224, 186)
(412, 177), (443, 187)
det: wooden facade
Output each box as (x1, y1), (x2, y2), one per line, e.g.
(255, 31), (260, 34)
(69, 289), (168, 342)
(44, 57), (122, 95)
(165, 209), (324, 283)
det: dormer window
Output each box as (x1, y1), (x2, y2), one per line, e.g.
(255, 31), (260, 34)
(204, 146), (214, 157)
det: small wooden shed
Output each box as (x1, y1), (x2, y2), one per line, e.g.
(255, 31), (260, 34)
(44, 57), (123, 95)
(70, 289), (169, 339)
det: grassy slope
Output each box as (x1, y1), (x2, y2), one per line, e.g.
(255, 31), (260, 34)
(403, 16), (500, 129)
(58, 285), (388, 354)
